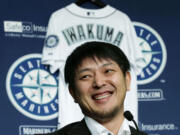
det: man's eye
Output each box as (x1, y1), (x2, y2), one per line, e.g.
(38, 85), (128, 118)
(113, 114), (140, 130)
(105, 69), (114, 74)
(80, 75), (90, 80)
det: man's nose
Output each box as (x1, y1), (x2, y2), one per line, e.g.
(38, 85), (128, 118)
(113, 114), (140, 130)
(92, 73), (106, 89)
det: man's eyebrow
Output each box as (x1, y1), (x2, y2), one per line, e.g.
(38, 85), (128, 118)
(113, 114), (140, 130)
(78, 68), (91, 74)
(77, 62), (114, 74)
(102, 62), (113, 67)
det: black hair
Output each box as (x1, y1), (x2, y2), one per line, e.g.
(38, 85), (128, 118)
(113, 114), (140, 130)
(64, 41), (130, 90)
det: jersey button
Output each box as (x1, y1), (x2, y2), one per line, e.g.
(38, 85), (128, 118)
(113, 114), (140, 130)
(87, 12), (90, 16)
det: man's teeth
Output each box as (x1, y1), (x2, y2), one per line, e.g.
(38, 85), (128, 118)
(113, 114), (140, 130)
(94, 94), (110, 100)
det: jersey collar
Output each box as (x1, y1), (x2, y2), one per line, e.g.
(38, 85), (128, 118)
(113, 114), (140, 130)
(66, 3), (116, 18)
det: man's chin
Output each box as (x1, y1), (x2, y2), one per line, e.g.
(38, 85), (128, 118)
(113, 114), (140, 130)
(83, 107), (120, 121)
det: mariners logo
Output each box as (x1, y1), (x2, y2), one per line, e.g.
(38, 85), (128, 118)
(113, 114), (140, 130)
(133, 22), (167, 85)
(6, 54), (58, 120)
(45, 35), (59, 48)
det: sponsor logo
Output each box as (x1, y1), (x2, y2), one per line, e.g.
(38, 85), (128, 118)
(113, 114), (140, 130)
(4, 21), (38, 33)
(133, 22), (167, 85)
(19, 125), (57, 135)
(139, 122), (178, 132)
(6, 54), (58, 120)
(138, 89), (165, 101)
(45, 35), (59, 48)
(3, 20), (47, 39)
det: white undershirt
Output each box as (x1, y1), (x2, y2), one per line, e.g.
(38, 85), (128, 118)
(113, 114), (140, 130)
(85, 116), (131, 135)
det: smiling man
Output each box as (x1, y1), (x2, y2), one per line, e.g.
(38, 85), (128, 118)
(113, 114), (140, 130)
(36, 42), (147, 135)
(68, 50), (131, 127)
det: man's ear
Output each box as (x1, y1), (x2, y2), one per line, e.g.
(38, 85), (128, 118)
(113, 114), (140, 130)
(69, 86), (78, 103)
(125, 71), (131, 91)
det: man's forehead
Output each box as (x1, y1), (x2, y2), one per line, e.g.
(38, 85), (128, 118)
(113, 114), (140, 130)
(77, 57), (118, 70)
(81, 56), (114, 65)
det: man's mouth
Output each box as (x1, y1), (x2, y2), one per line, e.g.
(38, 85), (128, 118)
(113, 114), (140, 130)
(92, 91), (113, 100)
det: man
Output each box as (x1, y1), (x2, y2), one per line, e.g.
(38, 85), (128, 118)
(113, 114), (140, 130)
(42, 3), (143, 127)
(38, 41), (147, 135)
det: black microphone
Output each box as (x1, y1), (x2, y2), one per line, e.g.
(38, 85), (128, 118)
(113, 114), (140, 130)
(124, 110), (140, 133)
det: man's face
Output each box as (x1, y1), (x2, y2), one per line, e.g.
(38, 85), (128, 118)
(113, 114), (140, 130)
(70, 57), (131, 122)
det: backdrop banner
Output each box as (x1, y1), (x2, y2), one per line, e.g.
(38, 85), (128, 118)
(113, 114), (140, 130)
(0, 0), (179, 135)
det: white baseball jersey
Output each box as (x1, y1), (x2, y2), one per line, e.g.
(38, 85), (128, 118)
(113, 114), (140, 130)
(42, 3), (143, 128)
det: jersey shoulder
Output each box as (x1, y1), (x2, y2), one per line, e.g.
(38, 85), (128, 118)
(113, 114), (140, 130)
(112, 7), (132, 22)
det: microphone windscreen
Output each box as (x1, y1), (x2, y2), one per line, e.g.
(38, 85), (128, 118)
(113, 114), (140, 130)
(124, 111), (134, 121)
